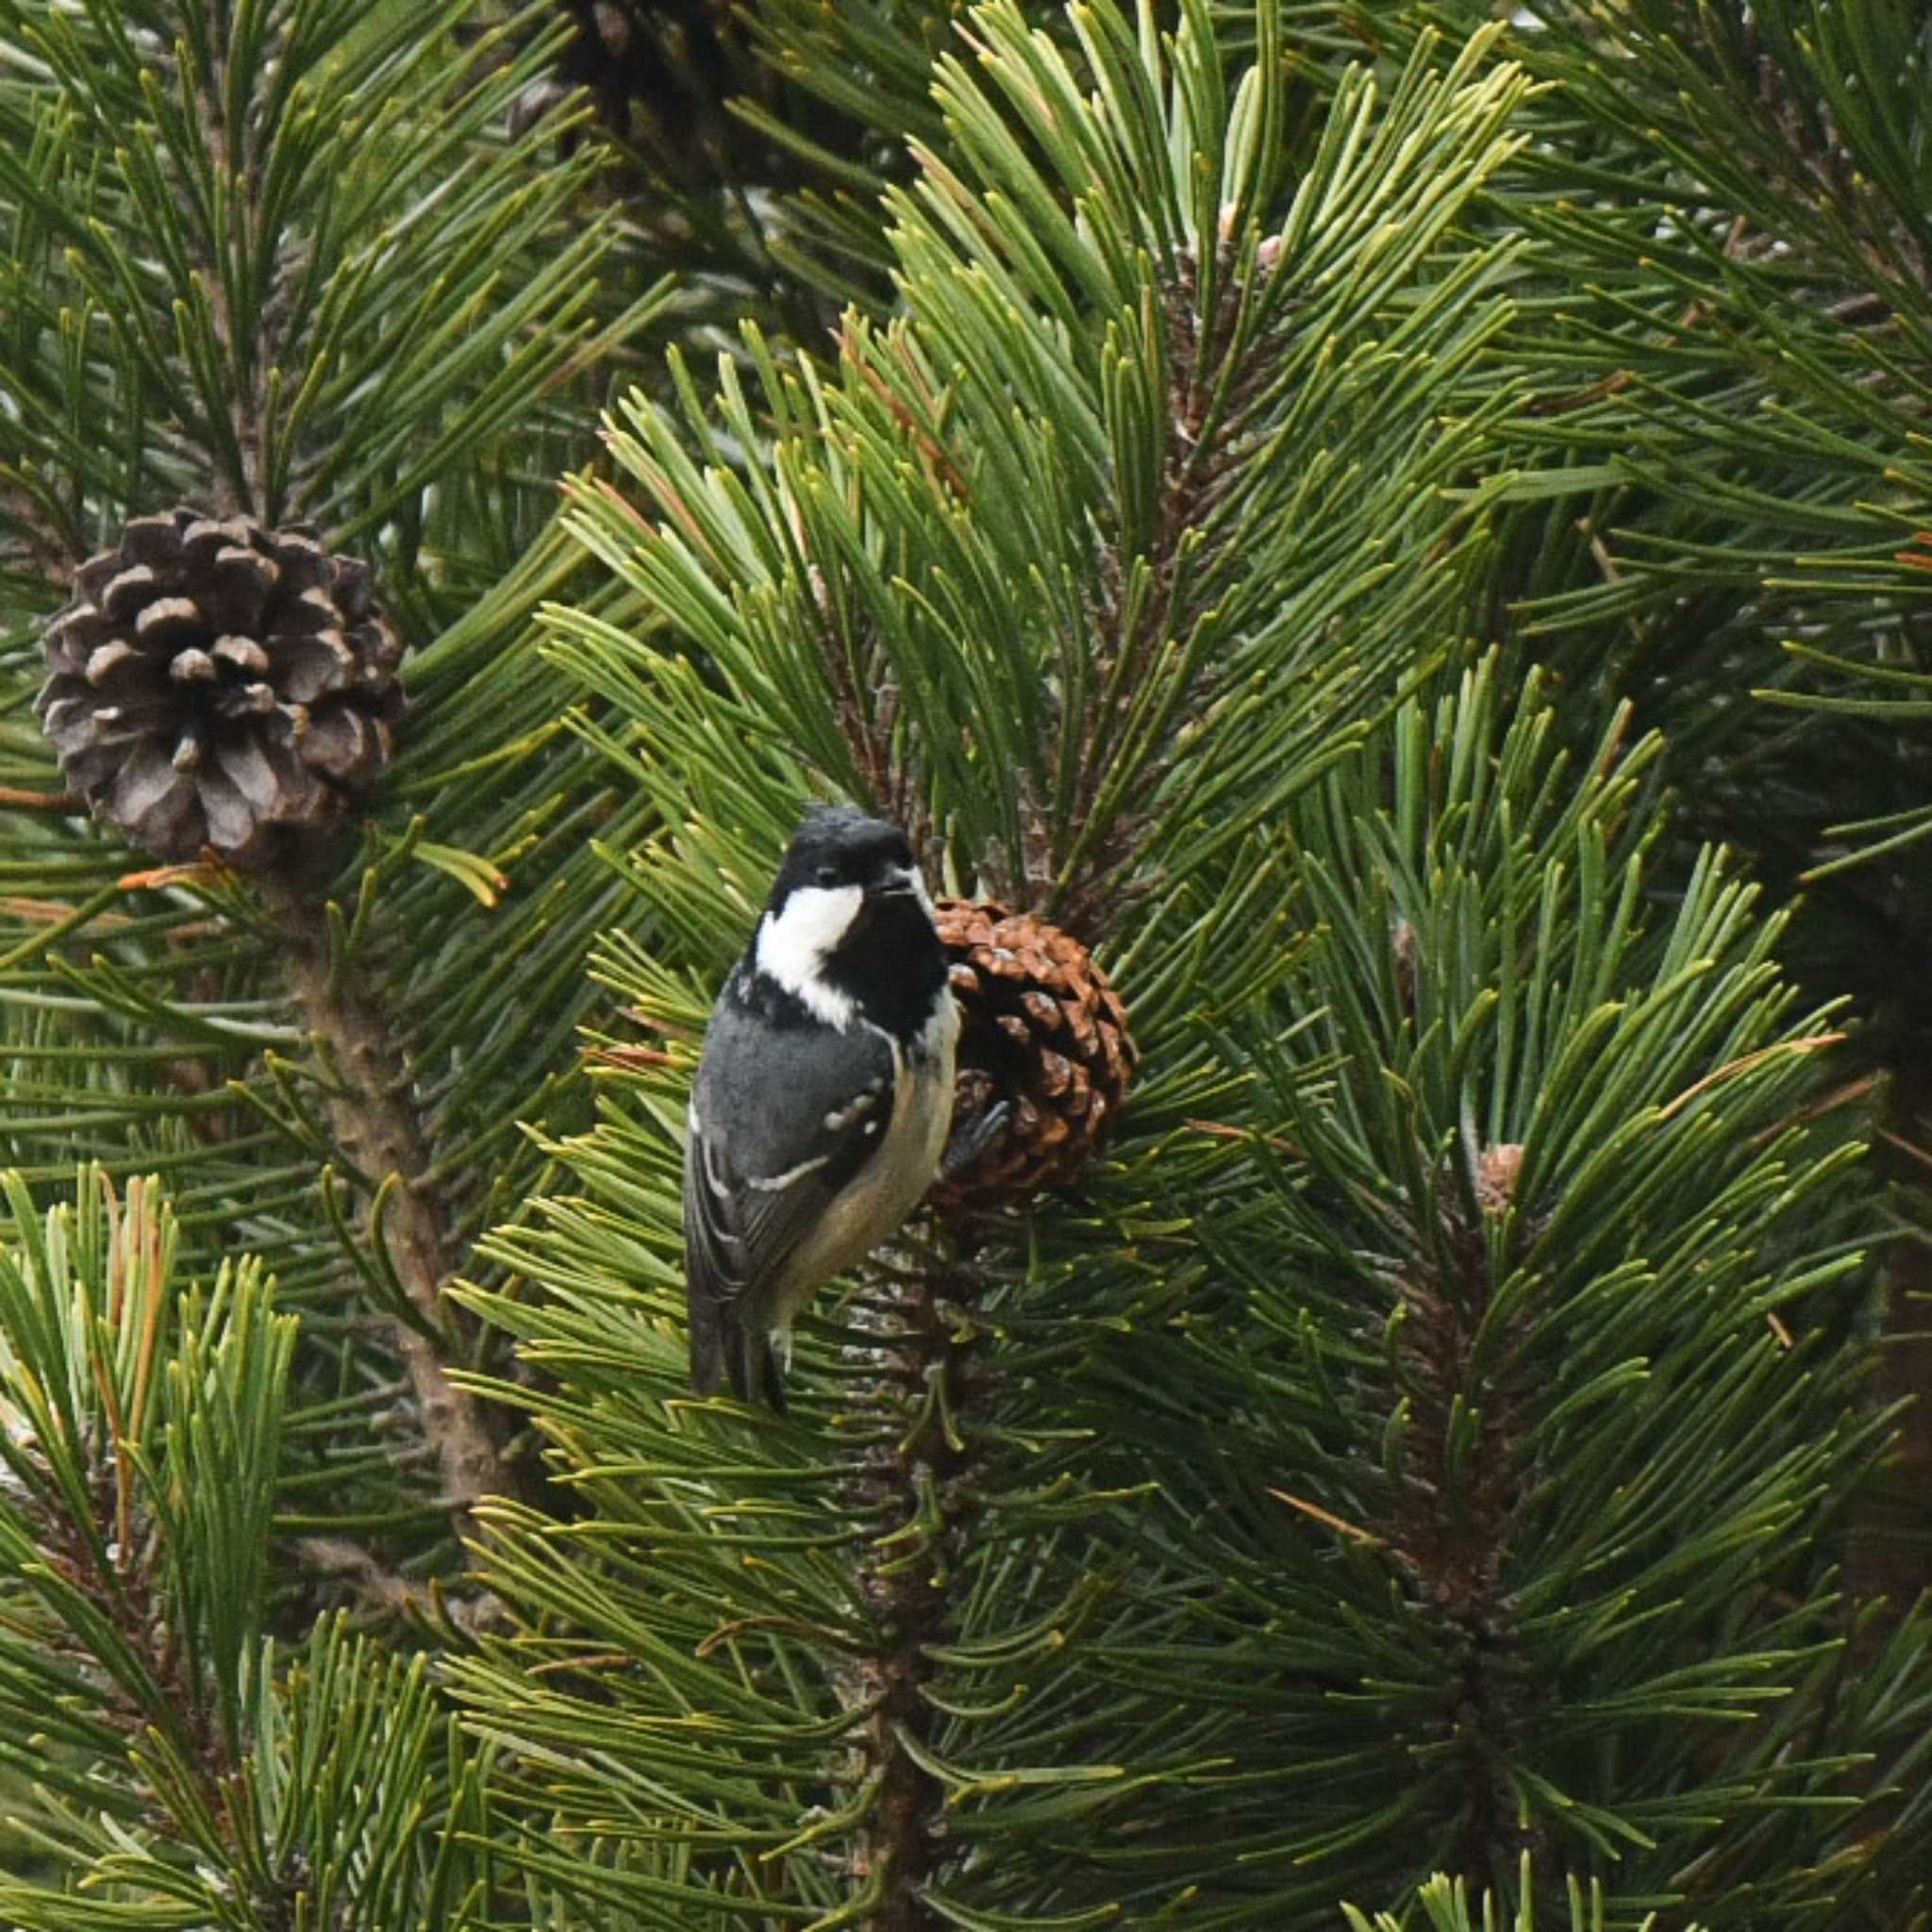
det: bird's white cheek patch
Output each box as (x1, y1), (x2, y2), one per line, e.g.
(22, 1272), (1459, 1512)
(757, 884), (863, 1024)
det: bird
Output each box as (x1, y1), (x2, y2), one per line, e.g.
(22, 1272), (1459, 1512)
(682, 806), (996, 1409)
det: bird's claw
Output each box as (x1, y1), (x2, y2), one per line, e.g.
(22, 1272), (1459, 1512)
(941, 1099), (1011, 1181)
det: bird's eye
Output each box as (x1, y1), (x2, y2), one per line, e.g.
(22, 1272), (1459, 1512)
(814, 863), (840, 889)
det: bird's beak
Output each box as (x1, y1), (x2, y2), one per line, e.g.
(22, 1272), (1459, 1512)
(869, 866), (920, 901)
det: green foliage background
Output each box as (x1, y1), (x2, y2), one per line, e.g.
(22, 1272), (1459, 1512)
(0, 0), (1926, 1926)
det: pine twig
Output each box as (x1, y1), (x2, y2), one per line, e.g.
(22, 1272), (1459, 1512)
(292, 1535), (439, 1619)
(192, 14), (268, 517)
(847, 1255), (984, 1927)
(261, 872), (517, 1546)
(1378, 1144), (1537, 1889)
(0, 482), (79, 583)
(0, 788), (81, 812)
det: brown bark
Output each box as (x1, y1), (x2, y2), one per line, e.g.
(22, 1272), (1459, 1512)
(264, 873), (514, 1546)
(850, 1261), (976, 1929)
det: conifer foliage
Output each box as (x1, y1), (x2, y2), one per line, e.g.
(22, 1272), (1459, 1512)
(0, 0), (1927, 1928)
(459, 14), (1544, 1917)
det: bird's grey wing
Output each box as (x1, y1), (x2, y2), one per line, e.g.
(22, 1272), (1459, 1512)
(683, 1120), (778, 1402)
(684, 1002), (896, 1397)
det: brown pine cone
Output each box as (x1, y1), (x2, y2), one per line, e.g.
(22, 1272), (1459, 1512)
(35, 509), (405, 869)
(932, 900), (1140, 1210)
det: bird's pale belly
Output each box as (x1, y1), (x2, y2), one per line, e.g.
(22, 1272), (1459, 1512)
(770, 999), (958, 1323)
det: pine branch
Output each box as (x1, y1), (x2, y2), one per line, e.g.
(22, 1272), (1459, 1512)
(0, 0), (675, 1574)
(189, 11), (259, 518)
(0, 1169), (514, 1928)
(844, 1254), (984, 1927)
(1050, 230), (1290, 933)
(563, 6), (1531, 945)
(0, 477), (76, 588)
(0, 1173), (286, 1887)
(258, 868), (519, 1541)
(0, 519), (658, 1574)
(1374, 1141), (1534, 1885)
(1049, 657), (1925, 1921)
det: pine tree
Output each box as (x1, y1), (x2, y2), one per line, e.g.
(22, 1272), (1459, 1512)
(0, 1), (1926, 1928)
(1414, 0), (1932, 1632)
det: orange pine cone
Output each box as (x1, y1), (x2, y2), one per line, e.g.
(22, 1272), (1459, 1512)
(931, 899), (1139, 1210)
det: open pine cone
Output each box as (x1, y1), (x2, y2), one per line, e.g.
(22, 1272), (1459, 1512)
(933, 900), (1139, 1211)
(36, 509), (404, 869)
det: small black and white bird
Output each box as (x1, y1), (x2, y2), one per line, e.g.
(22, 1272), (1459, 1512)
(683, 806), (979, 1409)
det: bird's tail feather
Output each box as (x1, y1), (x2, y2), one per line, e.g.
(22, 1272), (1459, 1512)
(739, 1323), (788, 1413)
(688, 1288), (727, 1396)
(689, 1294), (787, 1413)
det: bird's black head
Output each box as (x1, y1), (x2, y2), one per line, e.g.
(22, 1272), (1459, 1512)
(750, 807), (946, 1038)
(770, 806), (919, 908)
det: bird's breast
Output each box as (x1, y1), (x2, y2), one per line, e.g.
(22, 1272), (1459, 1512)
(770, 998), (958, 1320)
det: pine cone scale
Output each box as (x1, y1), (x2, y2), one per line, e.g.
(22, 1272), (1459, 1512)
(136, 595), (208, 648)
(212, 637), (271, 675)
(85, 640), (144, 686)
(199, 770), (258, 855)
(121, 513), (191, 563)
(100, 566), (160, 620)
(278, 633), (356, 702)
(217, 735), (289, 813)
(109, 742), (195, 839)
